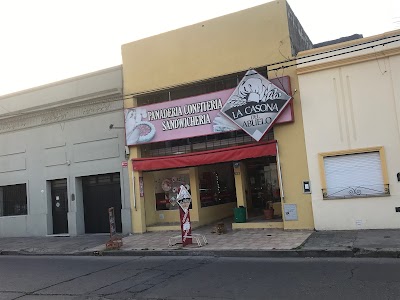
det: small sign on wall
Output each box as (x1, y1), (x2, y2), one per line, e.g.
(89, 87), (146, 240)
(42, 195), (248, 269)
(284, 204), (298, 221)
(139, 177), (144, 197)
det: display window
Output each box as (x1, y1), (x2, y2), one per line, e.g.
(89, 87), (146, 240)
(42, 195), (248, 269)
(153, 170), (191, 211)
(198, 162), (236, 207)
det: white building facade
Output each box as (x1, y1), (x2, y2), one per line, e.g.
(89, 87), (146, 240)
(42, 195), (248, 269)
(297, 30), (400, 230)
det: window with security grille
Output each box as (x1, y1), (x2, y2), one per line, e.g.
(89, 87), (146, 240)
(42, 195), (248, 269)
(322, 151), (389, 199)
(0, 184), (27, 216)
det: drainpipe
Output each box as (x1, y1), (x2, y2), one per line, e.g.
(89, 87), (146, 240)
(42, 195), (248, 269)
(276, 142), (284, 202)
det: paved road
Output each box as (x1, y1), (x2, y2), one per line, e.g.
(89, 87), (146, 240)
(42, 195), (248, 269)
(1, 256), (400, 300)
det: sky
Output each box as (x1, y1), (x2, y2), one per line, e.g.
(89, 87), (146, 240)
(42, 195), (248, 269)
(0, 0), (399, 97)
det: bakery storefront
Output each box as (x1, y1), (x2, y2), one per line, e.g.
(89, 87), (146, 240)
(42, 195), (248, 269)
(125, 70), (303, 232)
(122, 0), (315, 233)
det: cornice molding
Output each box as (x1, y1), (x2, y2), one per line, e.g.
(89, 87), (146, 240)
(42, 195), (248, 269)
(298, 29), (400, 57)
(0, 65), (122, 100)
(297, 46), (400, 75)
(0, 94), (123, 134)
(0, 88), (121, 118)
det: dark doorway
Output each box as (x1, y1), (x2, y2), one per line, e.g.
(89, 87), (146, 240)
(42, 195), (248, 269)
(245, 156), (280, 209)
(51, 179), (69, 234)
(243, 156), (282, 221)
(82, 173), (122, 234)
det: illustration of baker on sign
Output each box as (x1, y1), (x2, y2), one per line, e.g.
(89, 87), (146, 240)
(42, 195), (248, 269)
(125, 108), (156, 145)
(220, 69), (291, 141)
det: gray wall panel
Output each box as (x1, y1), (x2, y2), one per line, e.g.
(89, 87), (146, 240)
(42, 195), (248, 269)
(0, 155), (26, 173)
(45, 146), (67, 167)
(0, 216), (28, 237)
(73, 137), (119, 163)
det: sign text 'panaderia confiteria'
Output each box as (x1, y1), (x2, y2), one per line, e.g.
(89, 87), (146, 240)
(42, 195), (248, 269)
(125, 71), (293, 145)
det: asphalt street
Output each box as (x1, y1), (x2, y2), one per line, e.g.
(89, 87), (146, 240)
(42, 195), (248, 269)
(1, 256), (400, 300)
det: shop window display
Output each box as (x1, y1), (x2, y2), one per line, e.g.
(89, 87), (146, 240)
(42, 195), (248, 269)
(199, 163), (236, 207)
(154, 171), (191, 211)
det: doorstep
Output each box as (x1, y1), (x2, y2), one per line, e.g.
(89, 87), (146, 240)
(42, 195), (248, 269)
(232, 221), (284, 230)
(45, 234), (70, 237)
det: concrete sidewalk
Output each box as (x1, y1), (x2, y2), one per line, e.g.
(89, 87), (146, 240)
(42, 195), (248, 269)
(0, 234), (109, 255)
(94, 227), (400, 258)
(105, 223), (311, 251)
(2, 222), (400, 258)
(303, 229), (400, 252)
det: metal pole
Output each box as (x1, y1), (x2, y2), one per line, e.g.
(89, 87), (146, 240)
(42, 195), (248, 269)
(276, 142), (284, 201)
(132, 170), (137, 210)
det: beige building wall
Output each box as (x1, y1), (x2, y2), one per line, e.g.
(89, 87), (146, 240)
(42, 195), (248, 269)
(298, 31), (400, 230)
(123, 0), (314, 232)
(122, 1), (292, 96)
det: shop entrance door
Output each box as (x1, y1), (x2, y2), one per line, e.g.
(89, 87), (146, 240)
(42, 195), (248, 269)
(82, 173), (122, 233)
(51, 179), (69, 234)
(245, 156), (281, 218)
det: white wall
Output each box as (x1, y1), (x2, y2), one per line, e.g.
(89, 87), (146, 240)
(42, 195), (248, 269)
(298, 36), (400, 230)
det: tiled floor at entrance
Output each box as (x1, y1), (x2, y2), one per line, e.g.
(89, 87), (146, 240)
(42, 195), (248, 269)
(232, 214), (284, 230)
(89, 220), (312, 252)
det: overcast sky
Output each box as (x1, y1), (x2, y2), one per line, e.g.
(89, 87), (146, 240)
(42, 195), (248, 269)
(0, 0), (399, 96)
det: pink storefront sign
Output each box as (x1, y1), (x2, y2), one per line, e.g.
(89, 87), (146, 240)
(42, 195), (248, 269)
(125, 76), (293, 146)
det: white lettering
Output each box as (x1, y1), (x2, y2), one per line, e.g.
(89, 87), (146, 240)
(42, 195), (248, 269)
(184, 98), (223, 115)
(162, 114), (211, 131)
(148, 106), (183, 121)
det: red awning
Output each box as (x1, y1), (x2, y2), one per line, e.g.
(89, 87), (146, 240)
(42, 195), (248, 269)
(132, 140), (277, 171)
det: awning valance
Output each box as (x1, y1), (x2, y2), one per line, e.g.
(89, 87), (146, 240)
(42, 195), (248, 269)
(132, 140), (277, 171)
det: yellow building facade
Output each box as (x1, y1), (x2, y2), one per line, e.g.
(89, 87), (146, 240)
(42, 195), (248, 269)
(122, 0), (315, 233)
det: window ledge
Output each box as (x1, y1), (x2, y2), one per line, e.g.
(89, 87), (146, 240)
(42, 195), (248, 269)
(322, 184), (390, 200)
(0, 214), (28, 218)
(323, 193), (391, 200)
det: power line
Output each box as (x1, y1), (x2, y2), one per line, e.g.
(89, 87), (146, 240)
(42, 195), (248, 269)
(269, 37), (400, 72)
(1, 33), (399, 121)
(123, 33), (400, 98)
(268, 32), (400, 68)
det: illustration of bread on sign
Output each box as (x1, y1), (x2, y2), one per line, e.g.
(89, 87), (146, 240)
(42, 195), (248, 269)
(125, 107), (156, 145)
(229, 76), (283, 107)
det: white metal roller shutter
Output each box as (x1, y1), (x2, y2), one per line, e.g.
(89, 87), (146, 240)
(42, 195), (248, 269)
(323, 152), (384, 198)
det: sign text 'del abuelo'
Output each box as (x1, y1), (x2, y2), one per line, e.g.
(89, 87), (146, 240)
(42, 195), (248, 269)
(220, 70), (292, 141)
(125, 75), (293, 145)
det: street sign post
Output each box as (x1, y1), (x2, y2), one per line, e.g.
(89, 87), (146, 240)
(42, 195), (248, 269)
(108, 207), (117, 238)
(176, 185), (192, 246)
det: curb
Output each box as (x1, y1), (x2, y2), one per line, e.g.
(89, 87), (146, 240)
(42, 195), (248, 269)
(0, 250), (93, 257)
(3, 248), (400, 258)
(94, 249), (355, 258)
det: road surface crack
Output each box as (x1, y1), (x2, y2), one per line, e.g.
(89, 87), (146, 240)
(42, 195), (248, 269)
(349, 266), (358, 280)
(97, 257), (214, 299)
(11, 256), (141, 299)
